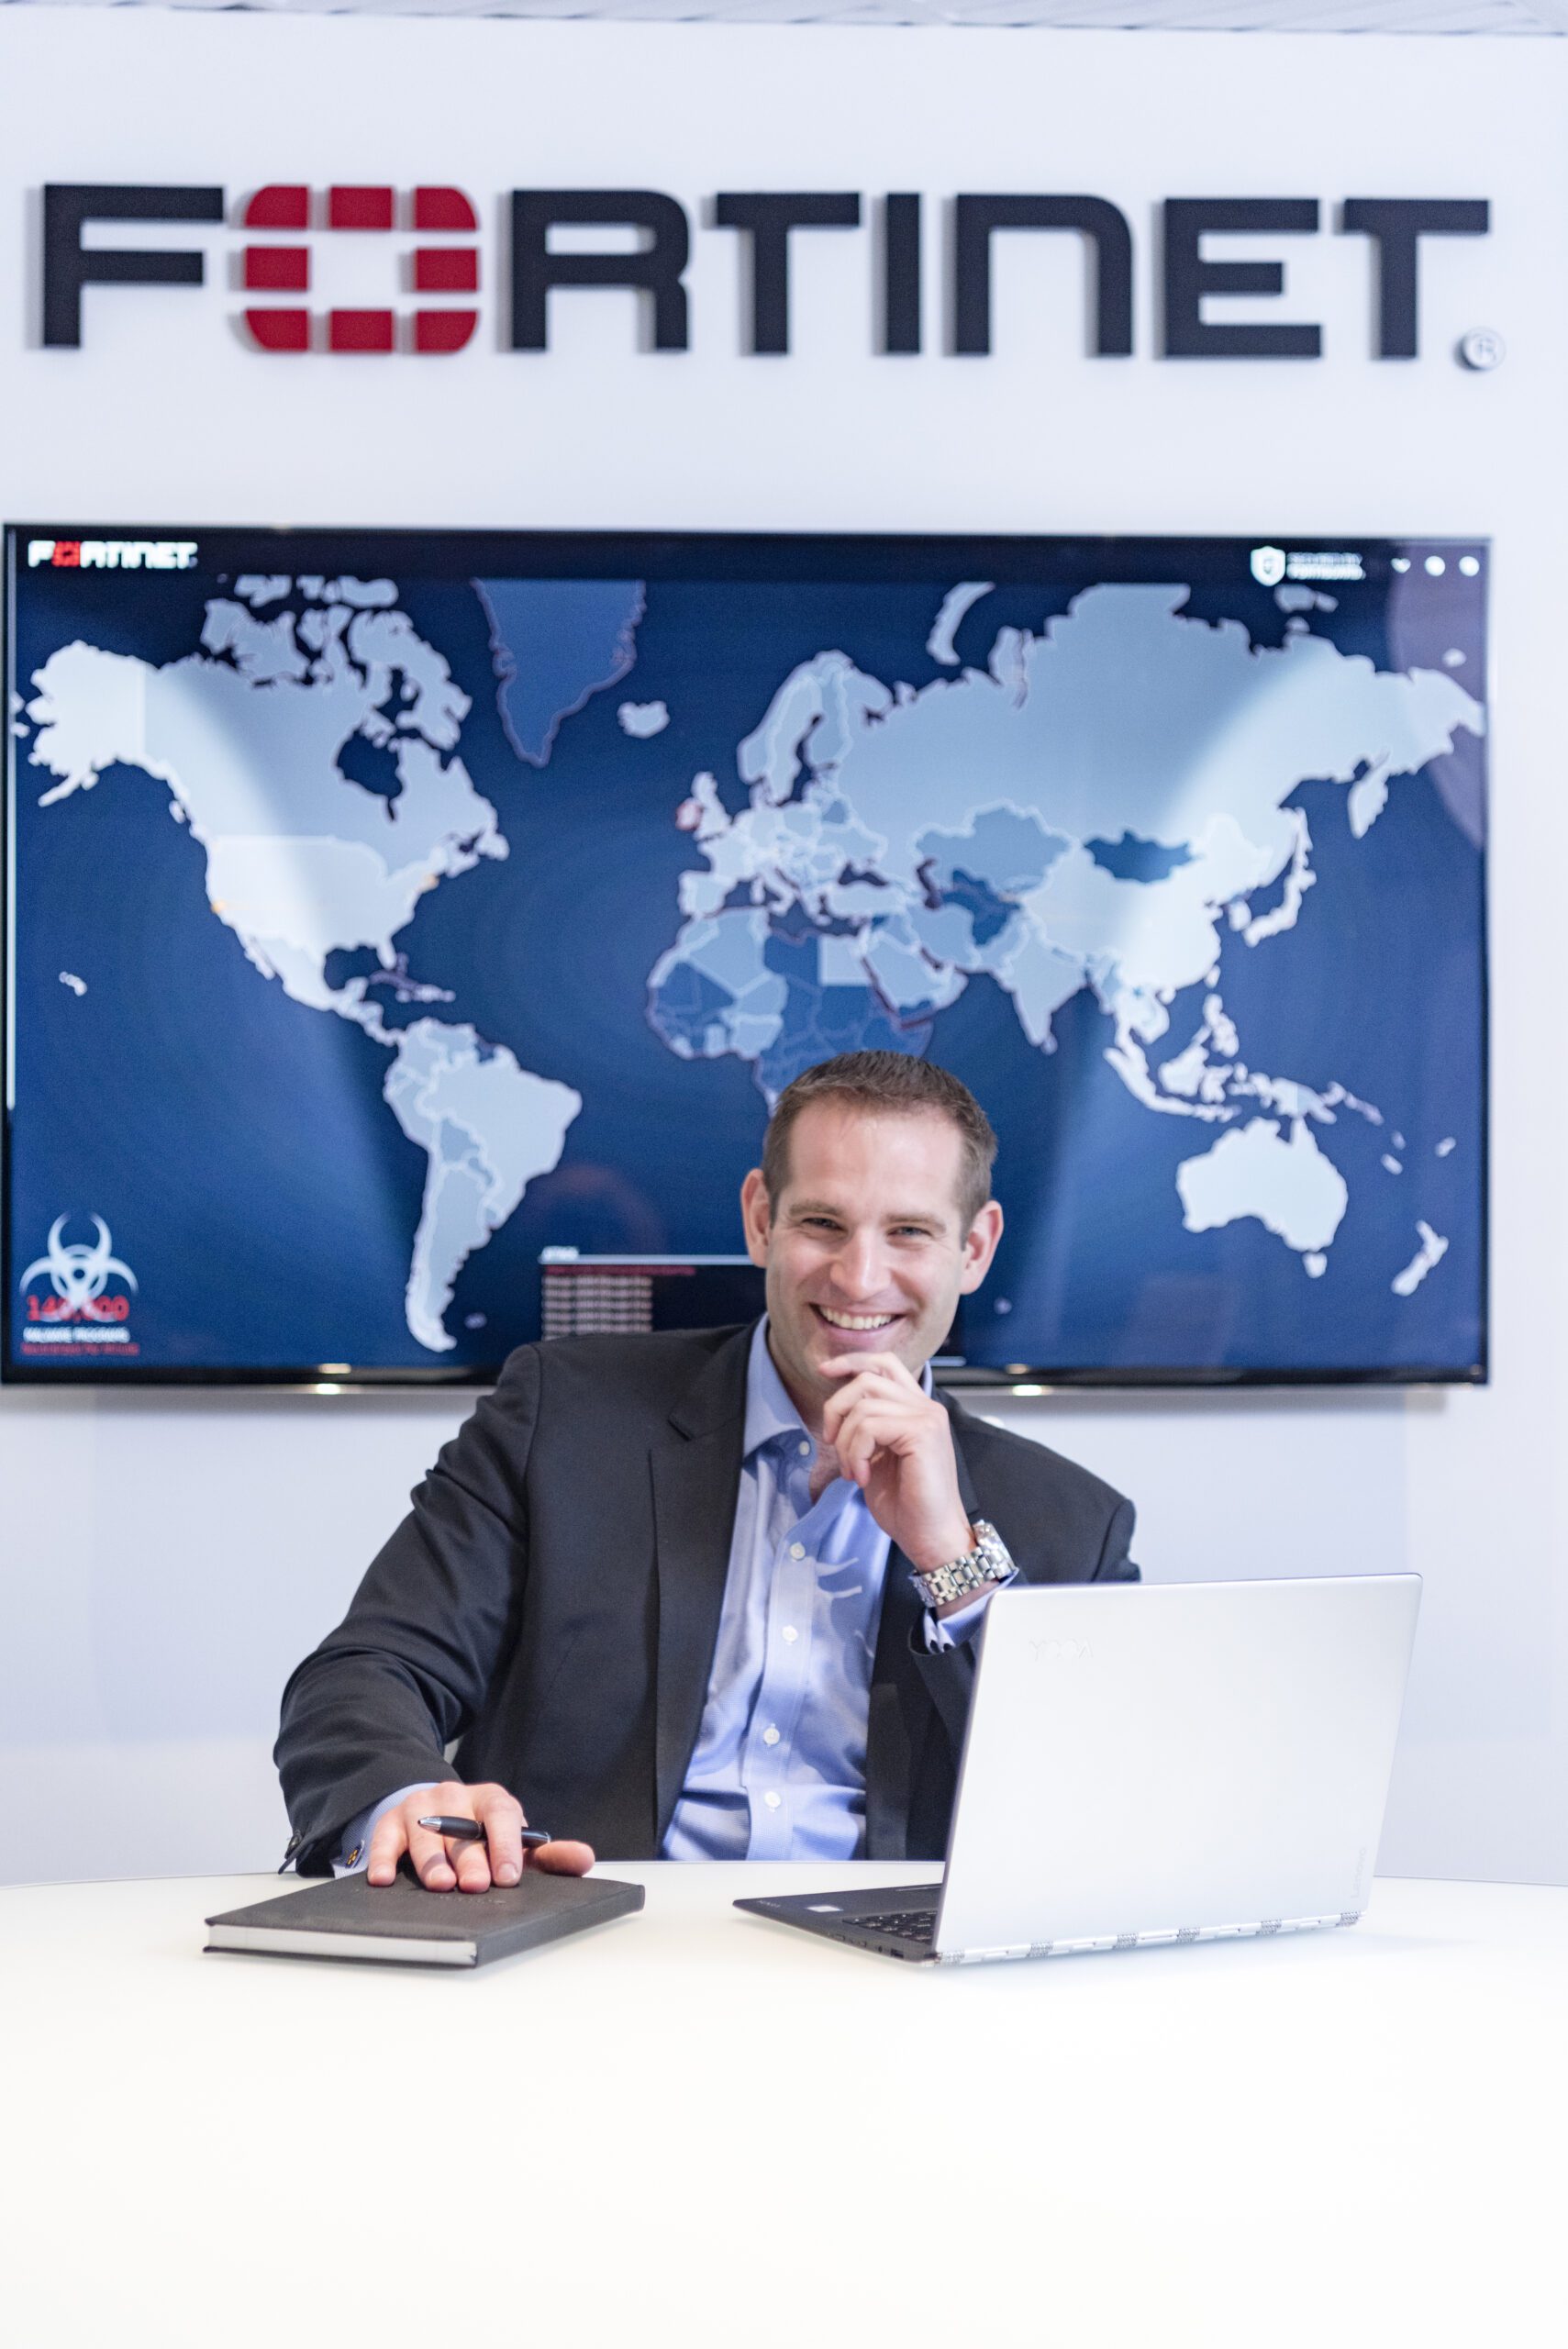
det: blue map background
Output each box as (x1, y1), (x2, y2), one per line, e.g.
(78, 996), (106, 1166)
(5, 537), (1486, 1379)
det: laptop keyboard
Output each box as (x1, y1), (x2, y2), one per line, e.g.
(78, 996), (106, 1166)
(856, 1909), (939, 1943)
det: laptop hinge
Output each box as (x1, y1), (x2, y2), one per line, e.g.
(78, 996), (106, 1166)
(938, 1910), (1362, 1964)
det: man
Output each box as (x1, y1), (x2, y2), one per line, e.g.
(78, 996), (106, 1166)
(275, 1052), (1138, 1887)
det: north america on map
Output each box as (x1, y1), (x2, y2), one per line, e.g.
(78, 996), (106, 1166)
(21, 573), (639, 1352)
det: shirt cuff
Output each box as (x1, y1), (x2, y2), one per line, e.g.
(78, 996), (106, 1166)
(919, 1565), (1018, 1653)
(332, 1781), (440, 1876)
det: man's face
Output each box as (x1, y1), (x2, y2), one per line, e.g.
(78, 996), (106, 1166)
(740, 1100), (1003, 1422)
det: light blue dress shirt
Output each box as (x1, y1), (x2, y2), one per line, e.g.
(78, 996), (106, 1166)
(335, 1319), (1003, 1871)
(662, 1319), (978, 1861)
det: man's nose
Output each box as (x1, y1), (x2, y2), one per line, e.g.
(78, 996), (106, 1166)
(829, 1232), (888, 1298)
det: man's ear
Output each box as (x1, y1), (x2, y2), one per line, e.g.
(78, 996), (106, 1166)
(958, 1199), (1004, 1293)
(740, 1167), (772, 1268)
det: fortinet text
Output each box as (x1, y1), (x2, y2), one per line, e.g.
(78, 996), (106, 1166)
(28, 539), (198, 570)
(40, 184), (1491, 360)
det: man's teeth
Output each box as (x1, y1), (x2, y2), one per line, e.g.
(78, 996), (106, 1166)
(818, 1308), (895, 1330)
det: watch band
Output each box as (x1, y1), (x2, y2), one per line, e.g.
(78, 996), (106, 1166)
(908, 1519), (1014, 1610)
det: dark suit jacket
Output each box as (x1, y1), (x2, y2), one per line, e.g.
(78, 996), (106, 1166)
(275, 1323), (1138, 1874)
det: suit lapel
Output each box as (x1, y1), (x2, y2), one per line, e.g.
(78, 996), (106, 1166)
(942, 1397), (984, 1525)
(650, 1328), (751, 1840)
(864, 1398), (984, 1859)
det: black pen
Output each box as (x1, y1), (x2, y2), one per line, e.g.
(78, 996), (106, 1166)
(417, 1815), (551, 1846)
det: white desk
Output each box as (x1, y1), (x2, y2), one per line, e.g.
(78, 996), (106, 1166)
(3, 1865), (1563, 2349)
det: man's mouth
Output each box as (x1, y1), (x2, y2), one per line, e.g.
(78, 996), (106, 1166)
(812, 1306), (900, 1334)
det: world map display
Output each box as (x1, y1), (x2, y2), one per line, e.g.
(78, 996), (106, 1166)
(4, 529), (1486, 1383)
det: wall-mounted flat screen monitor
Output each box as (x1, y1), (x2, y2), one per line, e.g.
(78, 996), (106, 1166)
(4, 526), (1486, 1386)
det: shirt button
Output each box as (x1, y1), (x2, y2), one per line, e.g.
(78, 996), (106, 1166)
(782, 1627), (798, 1643)
(789, 1542), (806, 1560)
(764, 1792), (782, 1810)
(798, 1441), (811, 1457)
(763, 1726), (780, 1746)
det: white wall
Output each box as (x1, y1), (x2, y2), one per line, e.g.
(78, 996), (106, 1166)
(2, 8), (1563, 1886)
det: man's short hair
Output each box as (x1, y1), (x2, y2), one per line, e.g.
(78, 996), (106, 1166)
(762, 1052), (998, 1230)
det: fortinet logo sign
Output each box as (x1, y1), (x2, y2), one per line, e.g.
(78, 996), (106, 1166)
(28, 538), (198, 571)
(40, 184), (1493, 362)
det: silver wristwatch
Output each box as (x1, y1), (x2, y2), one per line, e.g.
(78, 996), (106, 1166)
(908, 1519), (1014, 1610)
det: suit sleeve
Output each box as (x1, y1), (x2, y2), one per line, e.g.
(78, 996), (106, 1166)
(1092, 1497), (1140, 1583)
(274, 1346), (542, 1873)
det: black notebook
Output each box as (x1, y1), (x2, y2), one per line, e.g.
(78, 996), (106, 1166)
(205, 1865), (645, 1968)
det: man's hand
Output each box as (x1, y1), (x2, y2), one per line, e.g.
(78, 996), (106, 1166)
(820, 1351), (976, 1580)
(365, 1779), (595, 1892)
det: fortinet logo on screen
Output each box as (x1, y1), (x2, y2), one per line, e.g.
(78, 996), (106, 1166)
(28, 538), (198, 571)
(40, 184), (1494, 362)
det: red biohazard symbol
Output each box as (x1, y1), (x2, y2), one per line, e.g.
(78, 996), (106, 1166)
(239, 186), (480, 353)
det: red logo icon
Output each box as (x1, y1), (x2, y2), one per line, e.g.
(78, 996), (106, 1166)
(240, 185), (479, 354)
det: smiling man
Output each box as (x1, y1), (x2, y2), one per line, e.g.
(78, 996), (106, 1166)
(275, 1052), (1139, 1886)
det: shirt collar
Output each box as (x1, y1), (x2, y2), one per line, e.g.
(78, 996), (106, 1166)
(742, 1315), (933, 1462)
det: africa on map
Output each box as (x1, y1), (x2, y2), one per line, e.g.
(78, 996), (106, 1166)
(5, 529), (1487, 1382)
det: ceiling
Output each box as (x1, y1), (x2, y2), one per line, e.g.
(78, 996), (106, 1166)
(8, 0), (1568, 29)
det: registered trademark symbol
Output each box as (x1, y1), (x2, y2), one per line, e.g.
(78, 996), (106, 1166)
(1458, 328), (1505, 372)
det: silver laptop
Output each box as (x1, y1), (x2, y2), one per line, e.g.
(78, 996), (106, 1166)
(735, 1574), (1421, 1965)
